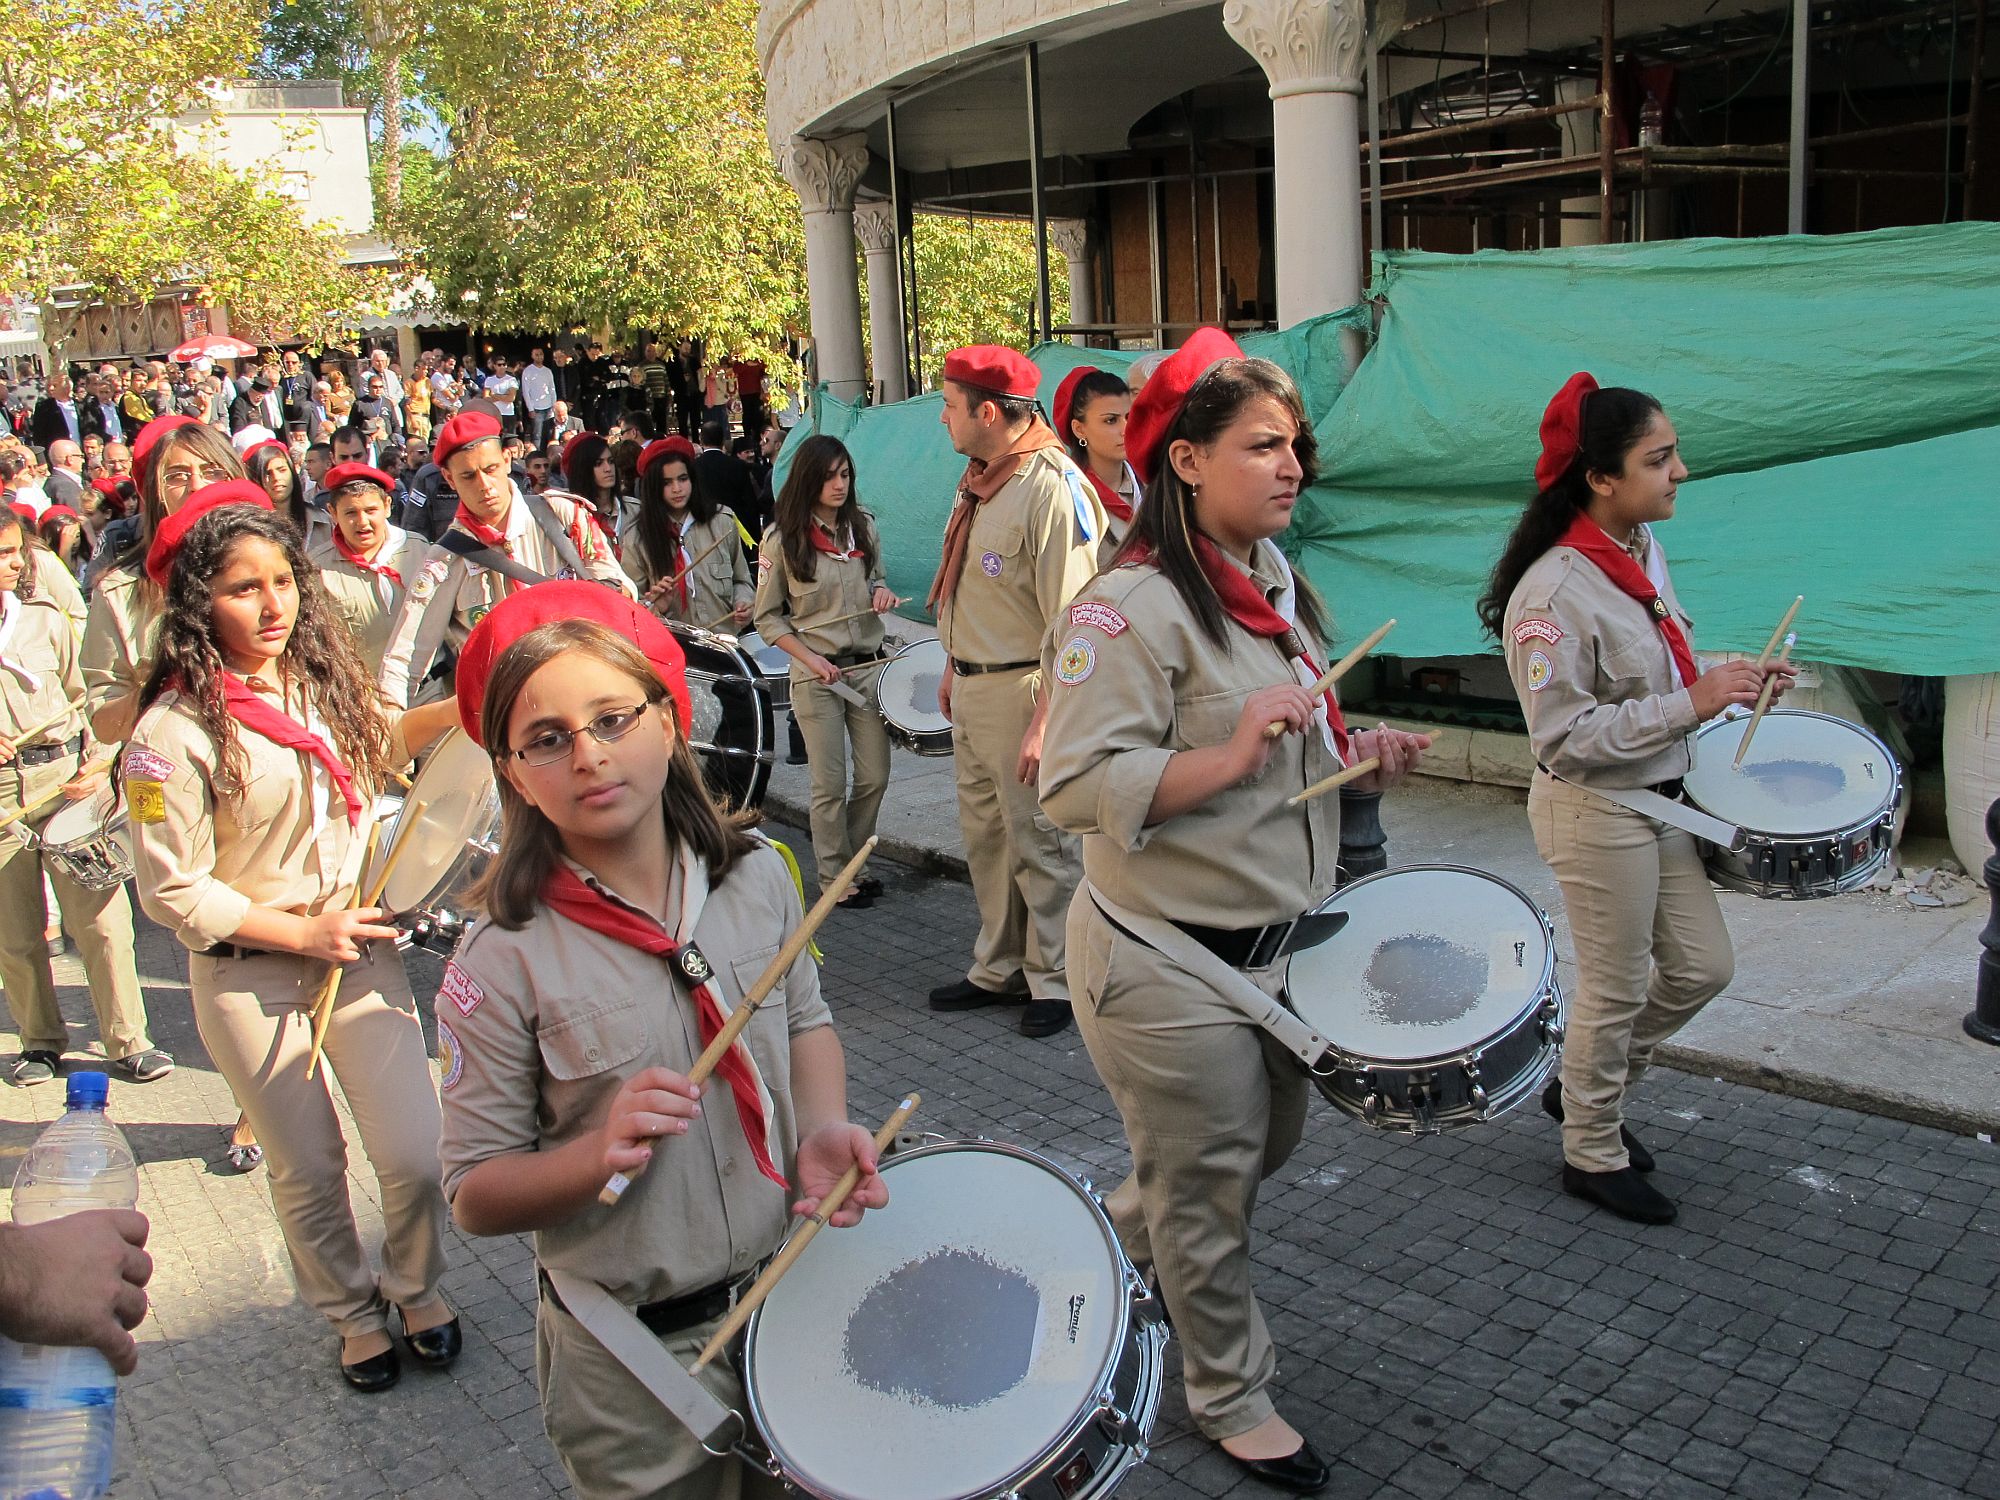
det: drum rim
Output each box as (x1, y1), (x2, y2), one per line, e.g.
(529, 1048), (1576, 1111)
(374, 726), (501, 918)
(37, 781), (121, 843)
(1685, 709), (1901, 840)
(1292, 863), (1561, 1068)
(741, 1137), (1142, 1500)
(876, 639), (952, 737)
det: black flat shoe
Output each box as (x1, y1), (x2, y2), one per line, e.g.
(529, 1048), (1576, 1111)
(1225, 1439), (1331, 1494)
(1562, 1163), (1677, 1225)
(927, 977), (1028, 1011)
(398, 1311), (461, 1368)
(833, 888), (874, 910)
(1542, 1080), (1655, 1173)
(856, 876), (884, 899)
(1019, 999), (1073, 1038)
(340, 1343), (401, 1392)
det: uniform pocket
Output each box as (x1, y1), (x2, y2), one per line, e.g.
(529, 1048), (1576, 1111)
(967, 521), (1026, 581)
(536, 999), (647, 1081)
(1173, 688), (1248, 751)
(1599, 627), (1662, 691)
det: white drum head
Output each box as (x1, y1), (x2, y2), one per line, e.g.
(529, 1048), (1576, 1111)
(42, 781), (118, 845)
(736, 629), (790, 680)
(1287, 867), (1552, 1062)
(1685, 712), (1896, 836)
(368, 728), (497, 915)
(877, 641), (951, 737)
(746, 1144), (1126, 1500)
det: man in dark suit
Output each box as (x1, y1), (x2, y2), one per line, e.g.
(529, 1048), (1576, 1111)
(76, 374), (120, 444)
(29, 372), (84, 451)
(229, 375), (282, 433)
(694, 415), (765, 541)
(278, 350), (315, 427)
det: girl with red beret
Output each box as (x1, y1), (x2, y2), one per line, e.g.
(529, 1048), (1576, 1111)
(623, 437), (752, 631)
(1051, 365), (1139, 565)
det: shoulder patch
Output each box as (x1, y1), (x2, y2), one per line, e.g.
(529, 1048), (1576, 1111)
(757, 550), (774, 574)
(1512, 616), (1564, 645)
(124, 780), (166, 824)
(1526, 650), (1553, 692)
(1055, 636), (1097, 686)
(439, 961), (485, 1016)
(1068, 601), (1129, 637)
(408, 557), (450, 603)
(121, 746), (177, 783)
(436, 1018), (463, 1091)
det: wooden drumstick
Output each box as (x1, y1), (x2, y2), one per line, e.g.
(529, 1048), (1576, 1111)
(3, 702), (80, 755)
(837, 656), (889, 676)
(304, 804), (421, 1081)
(1286, 757), (1381, 807)
(702, 608), (746, 632)
(0, 756), (116, 833)
(1264, 618), (1395, 739)
(599, 835), (879, 1206)
(689, 1092), (920, 1373)
(1754, 596), (1803, 668)
(653, 532), (732, 599)
(1732, 633), (1794, 769)
(802, 600), (906, 634)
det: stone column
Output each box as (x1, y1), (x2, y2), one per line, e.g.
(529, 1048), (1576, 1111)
(1049, 219), (1093, 342)
(853, 199), (907, 404)
(782, 132), (870, 404)
(1223, 0), (1366, 328)
(1555, 77), (1605, 247)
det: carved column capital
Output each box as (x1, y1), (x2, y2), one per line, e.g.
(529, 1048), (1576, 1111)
(853, 199), (897, 254)
(1048, 218), (1090, 262)
(782, 132), (871, 213)
(1222, 0), (1367, 98)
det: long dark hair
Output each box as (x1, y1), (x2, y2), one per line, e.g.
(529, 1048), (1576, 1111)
(1476, 386), (1665, 640)
(470, 620), (759, 929)
(773, 435), (878, 586)
(0, 512), (42, 600)
(245, 443), (305, 536)
(1061, 369), (1130, 463)
(562, 433), (615, 504)
(1111, 357), (1328, 649)
(633, 455), (714, 581)
(140, 507), (394, 806)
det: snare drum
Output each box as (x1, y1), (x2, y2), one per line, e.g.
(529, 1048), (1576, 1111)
(735, 627), (794, 713)
(670, 624), (775, 810)
(742, 1140), (1166, 1500)
(874, 639), (953, 757)
(34, 782), (133, 892)
(1682, 710), (1900, 899)
(1285, 866), (1565, 1134)
(366, 728), (500, 953)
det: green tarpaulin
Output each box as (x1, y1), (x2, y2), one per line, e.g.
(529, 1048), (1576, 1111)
(784, 221), (2000, 675)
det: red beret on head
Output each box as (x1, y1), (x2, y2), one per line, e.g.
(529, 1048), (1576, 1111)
(40, 505), (79, 525)
(1535, 372), (1600, 492)
(1051, 366), (1098, 443)
(145, 480), (273, 586)
(942, 345), (1040, 401)
(240, 438), (287, 467)
(559, 431), (596, 469)
(454, 580), (693, 749)
(91, 477), (126, 501)
(130, 414), (200, 479)
(432, 410), (503, 469)
(1123, 327), (1246, 487)
(322, 462), (395, 497)
(637, 436), (697, 478)
(7, 503), (35, 523)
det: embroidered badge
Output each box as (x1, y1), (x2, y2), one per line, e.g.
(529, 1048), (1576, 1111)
(466, 604), (490, 628)
(1512, 617), (1564, 646)
(979, 551), (1003, 578)
(408, 558), (448, 603)
(676, 944), (714, 985)
(1055, 636), (1097, 686)
(1526, 650), (1553, 692)
(439, 961), (485, 1016)
(758, 551), (775, 574)
(436, 1019), (463, 1091)
(1068, 601), (1130, 637)
(124, 779), (166, 824)
(121, 746), (176, 783)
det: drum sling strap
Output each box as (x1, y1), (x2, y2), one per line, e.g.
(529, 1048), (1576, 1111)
(542, 1268), (739, 1451)
(433, 491), (592, 588)
(1541, 772), (1746, 851)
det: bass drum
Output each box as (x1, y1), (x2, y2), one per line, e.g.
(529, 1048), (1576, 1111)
(669, 623), (774, 812)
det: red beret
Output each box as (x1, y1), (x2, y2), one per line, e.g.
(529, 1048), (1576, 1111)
(130, 414), (200, 479)
(638, 436), (696, 477)
(1535, 372), (1600, 491)
(559, 431), (596, 469)
(432, 410), (503, 469)
(942, 345), (1040, 401)
(1051, 366), (1098, 443)
(323, 462), (395, 497)
(7, 503), (35, 523)
(1124, 327), (1245, 486)
(145, 480), (273, 586)
(240, 438), (287, 467)
(40, 505), (79, 524)
(454, 580), (693, 749)
(91, 477), (126, 500)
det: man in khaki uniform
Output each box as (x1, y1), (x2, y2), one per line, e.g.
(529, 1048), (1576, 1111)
(379, 411), (632, 708)
(925, 346), (1106, 1038)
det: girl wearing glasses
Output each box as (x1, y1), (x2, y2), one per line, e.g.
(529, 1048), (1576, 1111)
(435, 580), (885, 1500)
(122, 485), (462, 1392)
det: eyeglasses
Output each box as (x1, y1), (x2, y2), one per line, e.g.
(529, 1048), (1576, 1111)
(160, 463), (232, 489)
(510, 703), (652, 766)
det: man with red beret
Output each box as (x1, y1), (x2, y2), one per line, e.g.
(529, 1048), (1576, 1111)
(379, 411), (631, 708)
(308, 463), (431, 674)
(924, 345), (1107, 1038)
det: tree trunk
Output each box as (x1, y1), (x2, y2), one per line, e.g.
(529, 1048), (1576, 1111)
(379, 48), (403, 226)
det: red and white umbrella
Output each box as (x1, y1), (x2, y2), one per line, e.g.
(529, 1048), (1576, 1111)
(169, 334), (258, 363)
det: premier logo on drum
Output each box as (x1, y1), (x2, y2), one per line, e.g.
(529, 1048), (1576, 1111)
(1067, 1292), (1085, 1344)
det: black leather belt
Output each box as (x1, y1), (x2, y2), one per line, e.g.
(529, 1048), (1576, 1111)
(539, 1263), (763, 1339)
(950, 657), (1037, 677)
(1166, 909), (1350, 970)
(829, 650), (884, 668)
(17, 734), (82, 767)
(201, 941), (279, 959)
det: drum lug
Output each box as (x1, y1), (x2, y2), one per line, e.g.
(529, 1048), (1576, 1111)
(469, 836), (499, 859)
(1361, 1088), (1384, 1126)
(1095, 1399), (1145, 1447)
(1463, 1055), (1489, 1118)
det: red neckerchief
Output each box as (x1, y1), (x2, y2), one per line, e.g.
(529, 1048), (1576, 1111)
(1556, 515), (1697, 688)
(453, 503), (507, 550)
(926, 420), (1065, 611)
(540, 864), (786, 1190)
(332, 529), (402, 588)
(1081, 464), (1134, 524)
(218, 672), (364, 826)
(807, 521), (862, 560)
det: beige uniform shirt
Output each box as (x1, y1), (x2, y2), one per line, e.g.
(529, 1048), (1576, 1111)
(1040, 546), (1343, 928)
(378, 488), (632, 708)
(33, 560), (86, 634)
(309, 525), (430, 675)
(1502, 525), (1700, 789)
(622, 511), (752, 630)
(437, 842), (832, 1306)
(0, 593), (88, 788)
(751, 518), (887, 671)
(937, 448), (1105, 667)
(80, 564), (157, 742)
(1095, 463), (1140, 569)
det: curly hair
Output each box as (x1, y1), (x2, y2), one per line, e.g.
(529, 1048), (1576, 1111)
(140, 506), (395, 806)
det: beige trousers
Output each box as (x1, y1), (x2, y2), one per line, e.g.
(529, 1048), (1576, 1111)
(790, 665), (892, 893)
(190, 943), (448, 1337)
(537, 1298), (788, 1500)
(1529, 772), (1734, 1172)
(0, 757), (152, 1060)
(1068, 893), (1308, 1440)
(950, 668), (1080, 999)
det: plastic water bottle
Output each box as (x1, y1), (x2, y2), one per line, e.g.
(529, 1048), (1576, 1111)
(0, 1071), (139, 1500)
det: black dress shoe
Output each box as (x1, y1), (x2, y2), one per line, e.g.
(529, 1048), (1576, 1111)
(856, 876), (884, 899)
(340, 1343), (401, 1392)
(1019, 999), (1073, 1038)
(927, 977), (1028, 1011)
(1225, 1439), (1332, 1494)
(1542, 1080), (1655, 1173)
(399, 1312), (462, 1368)
(1562, 1163), (1677, 1225)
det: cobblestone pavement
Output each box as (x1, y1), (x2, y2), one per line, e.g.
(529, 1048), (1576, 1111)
(4, 826), (1998, 1499)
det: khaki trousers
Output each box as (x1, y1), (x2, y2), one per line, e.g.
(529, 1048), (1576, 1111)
(537, 1297), (787, 1500)
(190, 943), (448, 1337)
(1529, 773), (1734, 1172)
(790, 665), (892, 893)
(0, 758), (152, 1060)
(950, 668), (1080, 999)
(1068, 893), (1308, 1440)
